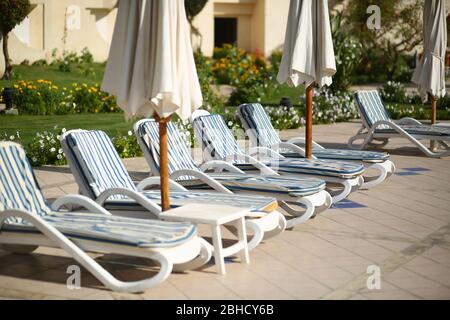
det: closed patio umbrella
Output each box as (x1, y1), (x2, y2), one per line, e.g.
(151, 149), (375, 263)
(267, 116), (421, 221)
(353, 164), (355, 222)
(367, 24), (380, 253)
(102, 0), (203, 210)
(277, 0), (336, 158)
(412, 0), (447, 125)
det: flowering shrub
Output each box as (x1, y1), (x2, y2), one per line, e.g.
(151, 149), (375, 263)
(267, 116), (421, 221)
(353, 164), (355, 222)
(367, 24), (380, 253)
(330, 12), (363, 93)
(211, 44), (278, 106)
(380, 81), (408, 103)
(0, 128), (142, 166)
(26, 126), (67, 166)
(68, 83), (118, 113)
(111, 131), (142, 158)
(5, 80), (119, 115)
(13, 79), (62, 115)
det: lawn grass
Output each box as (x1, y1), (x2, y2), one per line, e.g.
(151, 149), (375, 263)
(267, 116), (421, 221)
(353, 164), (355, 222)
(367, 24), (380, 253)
(260, 84), (305, 105)
(0, 113), (136, 145)
(0, 63), (105, 89)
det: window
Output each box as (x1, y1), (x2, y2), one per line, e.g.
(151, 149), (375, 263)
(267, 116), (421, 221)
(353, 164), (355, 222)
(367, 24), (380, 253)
(214, 17), (237, 47)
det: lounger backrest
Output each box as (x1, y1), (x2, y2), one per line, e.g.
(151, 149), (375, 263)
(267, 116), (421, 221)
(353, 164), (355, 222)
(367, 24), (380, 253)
(137, 120), (200, 175)
(192, 114), (246, 161)
(0, 142), (51, 218)
(238, 103), (282, 148)
(64, 130), (137, 199)
(354, 90), (392, 129)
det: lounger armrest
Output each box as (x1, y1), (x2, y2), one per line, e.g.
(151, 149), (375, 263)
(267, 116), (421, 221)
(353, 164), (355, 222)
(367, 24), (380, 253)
(222, 153), (279, 176)
(199, 160), (245, 174)
(248, 146), (284, 159)
(286, 137), (324, 150)
(136, 177), (188, 192)
(95, 188), (161, 216)
(51, 195), (111, 215)
(170, 169), (233, 194)
(396, 117), (422, 126)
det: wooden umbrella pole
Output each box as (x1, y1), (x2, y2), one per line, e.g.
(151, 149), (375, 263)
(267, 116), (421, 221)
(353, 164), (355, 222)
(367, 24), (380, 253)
(431, 95), (437, 150)
(155, 114), (172, 211)
(431, 95), (437, 125)
(305, 82), (315, 159)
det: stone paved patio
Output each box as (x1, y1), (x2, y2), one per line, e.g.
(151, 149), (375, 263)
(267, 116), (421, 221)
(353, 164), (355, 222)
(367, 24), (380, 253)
(0, 120), (449, 300)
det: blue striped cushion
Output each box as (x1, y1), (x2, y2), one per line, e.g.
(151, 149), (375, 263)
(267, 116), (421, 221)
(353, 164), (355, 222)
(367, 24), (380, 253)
(354, 91), (392, 129)
(282, 149), (390, 162)
(179, 174), (326, 197)
(4, 211), (197, 248)
(66, 131), (137, 199)
(0, 142), (52, 222)
(138, 120), (199, 177)
(105, 191), (279, 213)
(239, 103), (282, 148)
(193, 114), (246, 161)
(193, 114), (364, 178)
(375, 125), (450, 136)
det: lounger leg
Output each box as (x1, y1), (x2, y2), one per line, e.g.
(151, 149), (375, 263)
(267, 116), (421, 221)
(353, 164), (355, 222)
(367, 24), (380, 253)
(329, 177), (361, 204)
(211, 225), (226, 275)
(236, 218), (250, 265)
(172, 238), (213, 272)
(360, 160), (395, 190)
(245, 220), (264, 251)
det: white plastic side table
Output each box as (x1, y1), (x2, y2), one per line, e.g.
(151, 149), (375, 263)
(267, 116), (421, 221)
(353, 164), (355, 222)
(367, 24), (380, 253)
(160, 203), (250, 274)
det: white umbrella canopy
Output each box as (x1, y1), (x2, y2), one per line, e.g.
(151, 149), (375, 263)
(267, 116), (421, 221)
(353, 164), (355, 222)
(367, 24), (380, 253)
(277, 0), (336, 158)
(411, 0), (447, 125)
(102, 0), (203, 210)
(102, 0), (203, 120)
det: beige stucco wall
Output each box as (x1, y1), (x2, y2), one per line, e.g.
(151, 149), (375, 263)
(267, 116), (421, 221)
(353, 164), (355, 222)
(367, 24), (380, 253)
(1, 0), (118, 66)
(193, 0), (290, 57)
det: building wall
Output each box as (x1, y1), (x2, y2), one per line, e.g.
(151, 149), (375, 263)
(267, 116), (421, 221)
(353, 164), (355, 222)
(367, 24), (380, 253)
(193, 0), (290, 57)
(0, 0), (117, 68)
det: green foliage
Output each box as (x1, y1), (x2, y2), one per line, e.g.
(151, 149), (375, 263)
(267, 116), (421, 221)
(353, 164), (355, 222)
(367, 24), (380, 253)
(329, 12), (363, 93)
(0, 127), (143, 166)
(193, 49), (225, 113)
(111, 131), (142, 159)
(26, 126), (67, 166)
(10, 79), (119, 115)
(0, 0), (31, 34)
(50, 48), (97, 77)
(380, 81), (407, 103)
(346, 0), (423, 82)
(211, 44), (278, 106)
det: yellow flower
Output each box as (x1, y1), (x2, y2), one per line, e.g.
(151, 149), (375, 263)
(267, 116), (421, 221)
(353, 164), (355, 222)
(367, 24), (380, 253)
(37, 92), (41, 96)
(13, 84), (18, 89)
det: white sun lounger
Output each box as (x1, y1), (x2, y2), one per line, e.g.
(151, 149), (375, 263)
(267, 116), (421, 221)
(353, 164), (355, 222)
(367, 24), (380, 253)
(348, 90), (450, 157)
(238, 103), (395, 189)
(0, 141), (212, 293)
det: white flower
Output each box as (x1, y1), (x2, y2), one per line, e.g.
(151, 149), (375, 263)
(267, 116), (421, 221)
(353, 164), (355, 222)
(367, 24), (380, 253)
(50, 147), (56, 153)
(128, 130), (133, 136)
(9, 135), (14, 140)
(32, 157), (37, 162)
(58, 148), (63, 154)
(57, 154), (62, 160)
